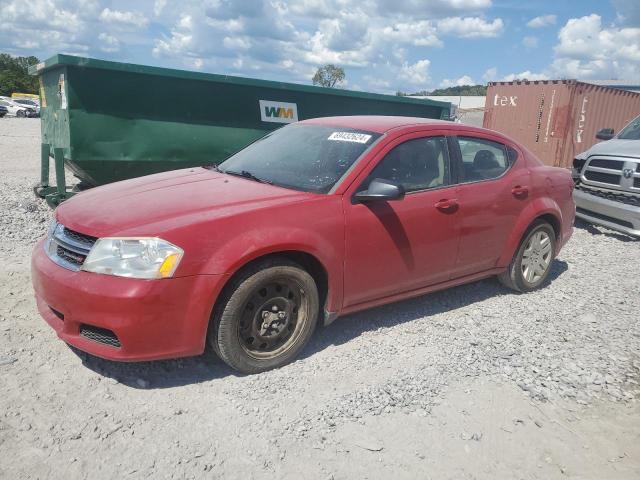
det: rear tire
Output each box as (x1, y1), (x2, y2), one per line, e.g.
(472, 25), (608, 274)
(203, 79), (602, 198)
(499, 221), (556, 292)
(209, 258), (319, 374)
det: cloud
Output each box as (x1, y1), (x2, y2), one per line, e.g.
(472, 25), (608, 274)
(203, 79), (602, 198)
(363, 75), (391, 90)
(0, 0), (84, 32)
(482, 67), (497, 82)
(0, 0), (99, 55)
(399, 59), (431, 85)
(378, 0), (493, 17)
(492, 13), (639, 83)
(612, 0), (640, 26)
(99, 8), (149, 28)
(500, 70), (549, 81)
(154, 0), (167, 17)
(437, 16), (504, 38)
(7, 1), (638, 96)
(439, 75), (475, 87)
(378, 21), (442, 47)
(526, 14), (557, 28)
(551, 14), (640, 80)
(223, 36), (252, 51)
(98, 33), (119, 53)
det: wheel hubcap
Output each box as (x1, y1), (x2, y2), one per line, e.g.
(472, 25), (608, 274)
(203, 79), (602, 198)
(258, 298), (291, 337)
(238, 279), (306, 358)
(521, 230), (552, 284)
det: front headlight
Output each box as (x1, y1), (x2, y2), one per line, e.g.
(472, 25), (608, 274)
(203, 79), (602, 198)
(82, 237), (183, 279)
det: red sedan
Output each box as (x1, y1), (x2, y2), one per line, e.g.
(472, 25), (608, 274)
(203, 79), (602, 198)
(32, 116), (575, 373)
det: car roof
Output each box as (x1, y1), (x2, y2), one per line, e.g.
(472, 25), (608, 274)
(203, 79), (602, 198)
(299, 115), (492, 135)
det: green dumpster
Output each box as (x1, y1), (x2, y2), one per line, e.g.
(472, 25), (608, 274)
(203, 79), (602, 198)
(30, 54), (451, 206)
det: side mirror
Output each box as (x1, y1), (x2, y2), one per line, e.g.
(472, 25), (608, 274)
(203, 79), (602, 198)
(596, 128), (614, 140)
(354, 178), (405, 203)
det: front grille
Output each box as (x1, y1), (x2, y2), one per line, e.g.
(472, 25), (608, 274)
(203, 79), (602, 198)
(63, 227), (97, 247)
(581, 156), (640, 193)
(56, 245), (86, 266)
(45, 224), (97, 272)
(584, 171), (621, 185)
(79, 325), (121, 348)
(588, 159), (625, 170)
(576, 207), (634, 229)
(576, 185), (640, 206)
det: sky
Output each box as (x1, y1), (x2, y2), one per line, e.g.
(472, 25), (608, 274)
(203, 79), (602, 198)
(0, 0), (639, 94)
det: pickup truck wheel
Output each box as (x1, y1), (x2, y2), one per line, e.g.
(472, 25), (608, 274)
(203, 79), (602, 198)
(499, 221), (556, 293)
(211, 259), (319, 374)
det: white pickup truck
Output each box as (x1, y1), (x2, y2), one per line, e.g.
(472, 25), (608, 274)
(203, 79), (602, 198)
(573, 114), (640, 238)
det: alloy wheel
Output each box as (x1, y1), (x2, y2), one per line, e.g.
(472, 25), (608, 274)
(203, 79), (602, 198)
(520, 230), (552, 284)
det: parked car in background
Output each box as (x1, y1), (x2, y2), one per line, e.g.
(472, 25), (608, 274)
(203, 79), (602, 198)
(573, 113), (640, 238)
(32, 116), (575, 374)
(0, 97), (33, 117)
(0, 105), (7, 118)
(13, 98), (40, 116)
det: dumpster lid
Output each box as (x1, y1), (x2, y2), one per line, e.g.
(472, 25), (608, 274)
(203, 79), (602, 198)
(30, 54), (451, 109)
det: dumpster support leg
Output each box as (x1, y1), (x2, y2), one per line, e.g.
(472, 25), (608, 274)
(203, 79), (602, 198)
(53, 148), (66, 197)
(40, 143), (50, 187)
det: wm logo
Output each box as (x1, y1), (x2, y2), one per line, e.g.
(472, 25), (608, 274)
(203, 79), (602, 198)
(264, 106), (295, 119)
(259, 100), (298, 124)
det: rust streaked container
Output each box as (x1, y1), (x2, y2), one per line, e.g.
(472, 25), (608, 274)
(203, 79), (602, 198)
(483, 80), (640, 168)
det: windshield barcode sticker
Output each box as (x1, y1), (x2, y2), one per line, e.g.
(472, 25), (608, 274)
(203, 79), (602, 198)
(328, 132), (372, 143)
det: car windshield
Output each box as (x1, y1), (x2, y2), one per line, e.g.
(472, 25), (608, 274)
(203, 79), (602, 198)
(618, 115), (640, 140)
(217, 124), (380, 193)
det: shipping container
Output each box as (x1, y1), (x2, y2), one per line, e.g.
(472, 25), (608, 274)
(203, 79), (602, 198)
(29, 54), (450, 206)
(483, 80), (640, 168)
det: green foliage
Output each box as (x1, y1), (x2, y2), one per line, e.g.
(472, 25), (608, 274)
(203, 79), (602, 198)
(0, 54), (40, 97)
(427, 85), (487, 96)
(312, 64), (346, 88)
(403, 85), (487, 96)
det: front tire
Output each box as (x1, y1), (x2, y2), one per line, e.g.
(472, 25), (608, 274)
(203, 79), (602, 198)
(210, 258), (319, 374)
(499, 221), (556, 292)
(16, 110), (25, 118)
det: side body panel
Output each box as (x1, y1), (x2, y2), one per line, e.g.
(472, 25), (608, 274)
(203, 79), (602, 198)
(341, 129), (460, 308)
(447, 131), (532, 276)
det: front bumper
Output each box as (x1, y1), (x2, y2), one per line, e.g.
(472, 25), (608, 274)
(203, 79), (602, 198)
(574, 188), (640, 238)
(31, 239), (227, 361)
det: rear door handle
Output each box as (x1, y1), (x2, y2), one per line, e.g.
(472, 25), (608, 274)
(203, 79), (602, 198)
(511, 185), (529, 198)
(434, 198), (459, 213)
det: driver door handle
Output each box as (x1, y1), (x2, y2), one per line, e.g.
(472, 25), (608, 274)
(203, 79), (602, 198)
(434, 198), (459, 213)
(511, 185), (529, 198)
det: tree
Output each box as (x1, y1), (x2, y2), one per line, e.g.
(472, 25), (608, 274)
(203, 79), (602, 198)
(0, 54), (40, 97)
(312, 64), (345, 88)
(420, 85), (487, 96)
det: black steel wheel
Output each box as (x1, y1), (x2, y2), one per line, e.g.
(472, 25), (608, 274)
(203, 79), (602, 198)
(210, 258), (319, 374)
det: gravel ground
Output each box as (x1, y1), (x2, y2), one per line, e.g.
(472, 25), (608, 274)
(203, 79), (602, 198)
(1, 118), (639, 479)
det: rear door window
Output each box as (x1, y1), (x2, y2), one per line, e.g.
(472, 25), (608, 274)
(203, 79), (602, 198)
(455, 137), (510, 182)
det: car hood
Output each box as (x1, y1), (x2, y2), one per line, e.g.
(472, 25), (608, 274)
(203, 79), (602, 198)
(579, 139), (640, 159)
(56, 167), (314, 237)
